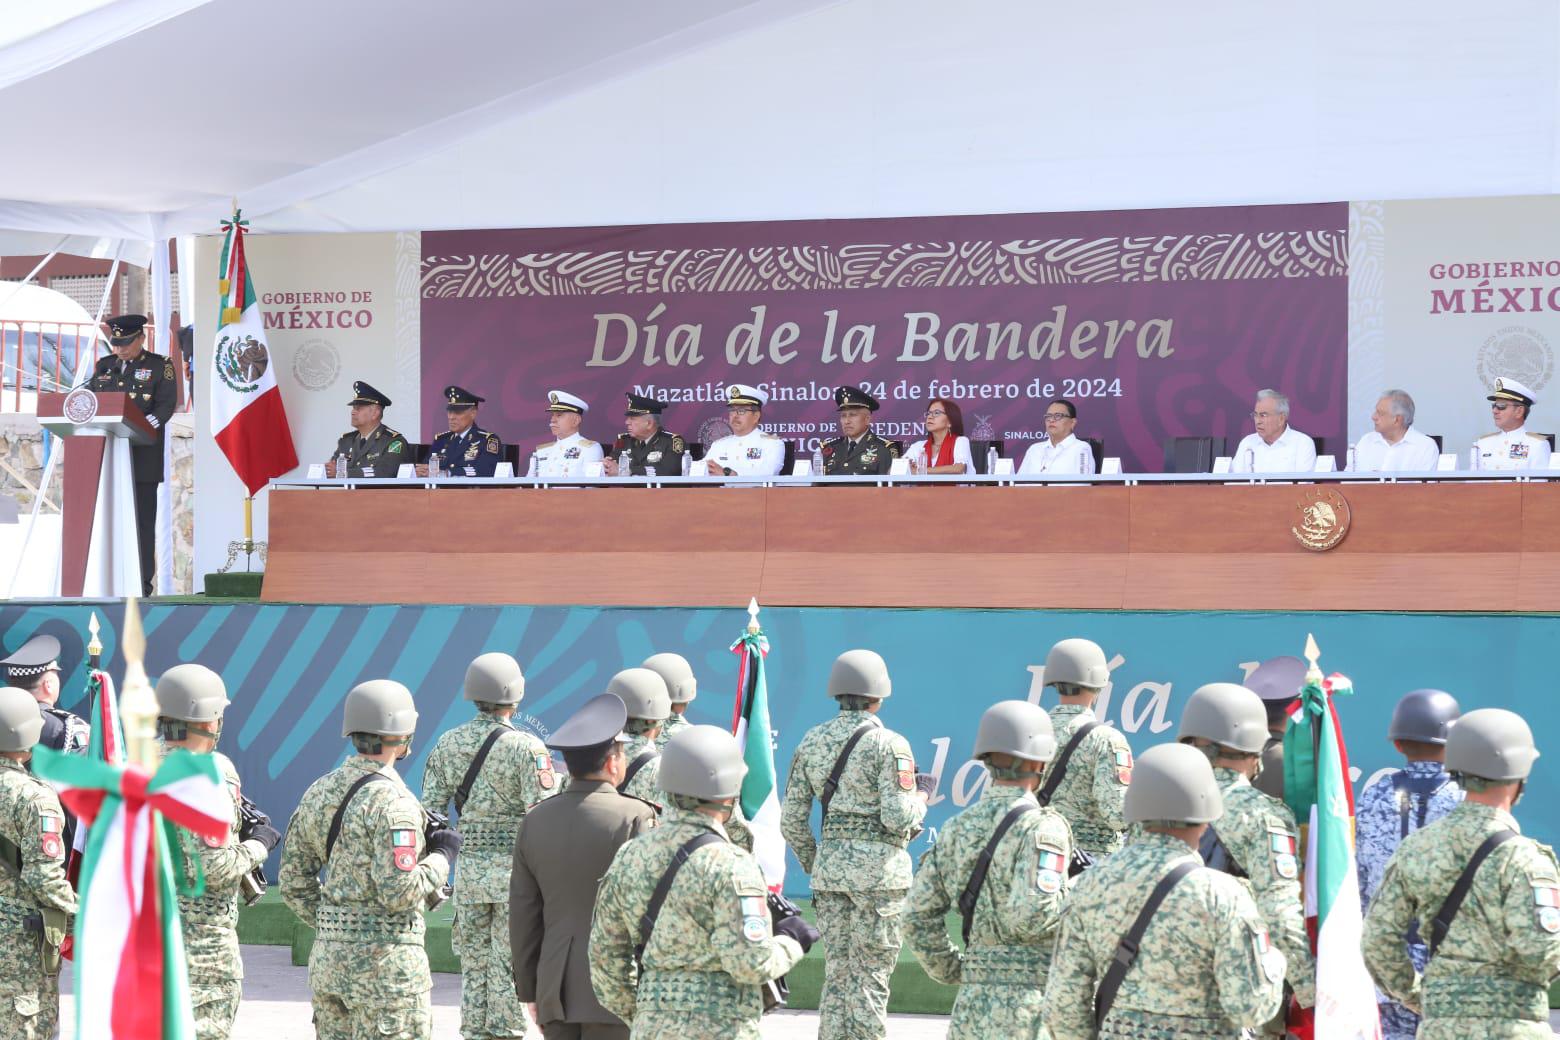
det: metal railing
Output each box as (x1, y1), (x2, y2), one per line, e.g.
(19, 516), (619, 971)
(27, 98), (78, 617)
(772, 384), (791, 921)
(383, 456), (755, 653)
(0, 320), (170, 412)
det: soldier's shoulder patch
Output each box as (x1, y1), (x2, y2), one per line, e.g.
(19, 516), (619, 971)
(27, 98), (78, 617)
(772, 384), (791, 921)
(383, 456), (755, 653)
(204, 831), (227, 849)
(533, 751), (556, 790)
(1268, 827), (1299, 879)
(889, 441), (901, 458)
(1036, 845), (1067, 893)
(670, 434), (686, 452)
(1111, 748), (1133, 784)
(391, 828), (418, 871)
(39, 812), (63, 859)
(1533, 882), (1560, 932)
(1249, 923), (1284, 982)
(163, 361), (175, 379)
(486, 433), (500, 451)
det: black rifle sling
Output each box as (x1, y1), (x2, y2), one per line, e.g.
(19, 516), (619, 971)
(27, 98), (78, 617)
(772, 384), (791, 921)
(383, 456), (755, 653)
(818, 722), (877, 822)
(635, 832), (724, 969)
(454, 728), (508, 816)
(958, 803), (1038, 945)
(1037, 720), (1099, 807)
(1094, 861), (1198, 1028)
(1428, 829), (1517, 957)
(0, 832), (20, 875)
(1198, 825), (1247, 879)
(325, 772), (390, 864)
(619, 749), (659, 793)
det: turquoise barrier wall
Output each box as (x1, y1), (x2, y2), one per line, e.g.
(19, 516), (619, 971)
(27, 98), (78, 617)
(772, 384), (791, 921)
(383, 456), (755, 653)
(5, 602), (1552, 891)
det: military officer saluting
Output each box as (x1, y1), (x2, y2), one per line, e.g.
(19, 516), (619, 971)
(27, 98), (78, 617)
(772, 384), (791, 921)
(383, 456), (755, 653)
(821, 386), (898, 476)
(602, 394), (687, 477)
(1476, 376), (1551, 470)
(706, 385), (785, 477)
(0, 634), (87, 756)
(89, 314), (177, 595)
(1364, 708), (1560, 1039)
(528, 391), (603, 478)
(0, 685), (76, 1040)
(328, 381), (408, 478)
(423, 385), (504, 478)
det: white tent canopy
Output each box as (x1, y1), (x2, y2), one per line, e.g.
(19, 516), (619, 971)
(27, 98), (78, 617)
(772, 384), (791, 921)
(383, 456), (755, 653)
(0, 0), (1558, 260)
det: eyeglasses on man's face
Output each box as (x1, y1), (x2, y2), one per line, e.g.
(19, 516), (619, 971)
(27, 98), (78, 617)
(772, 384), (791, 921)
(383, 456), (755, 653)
(1251, 411), (1279, 420)
(726, 406), (759, 416)
(1492, 402), (1513, 412)
(1043, 413), (1072, 422)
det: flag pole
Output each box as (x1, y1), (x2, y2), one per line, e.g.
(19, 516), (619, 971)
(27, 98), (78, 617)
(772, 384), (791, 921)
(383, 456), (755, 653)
(117, 597), (158, 772)
(87, 611), (102, 670)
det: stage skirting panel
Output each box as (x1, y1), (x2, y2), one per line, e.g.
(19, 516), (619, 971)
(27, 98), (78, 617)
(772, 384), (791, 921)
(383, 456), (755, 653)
(5, 600), (1554, 891)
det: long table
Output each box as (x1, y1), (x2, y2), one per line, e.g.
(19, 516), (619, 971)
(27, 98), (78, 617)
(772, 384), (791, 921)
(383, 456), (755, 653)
(262, 473), (1560, 611)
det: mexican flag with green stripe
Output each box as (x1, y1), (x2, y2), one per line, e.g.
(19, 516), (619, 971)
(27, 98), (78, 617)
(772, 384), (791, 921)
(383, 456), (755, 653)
(731, 601), (784, 888)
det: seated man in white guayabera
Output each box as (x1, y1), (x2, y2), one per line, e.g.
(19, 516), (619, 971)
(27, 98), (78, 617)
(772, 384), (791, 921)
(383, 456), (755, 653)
(1352, 389), (1439, 472)
(1231, 389), (1317, 473)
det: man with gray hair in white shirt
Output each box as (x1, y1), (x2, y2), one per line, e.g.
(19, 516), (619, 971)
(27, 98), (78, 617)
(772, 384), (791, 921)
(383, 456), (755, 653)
(1351, 389), (1440, 472)
(1231, 389), (1317, 473)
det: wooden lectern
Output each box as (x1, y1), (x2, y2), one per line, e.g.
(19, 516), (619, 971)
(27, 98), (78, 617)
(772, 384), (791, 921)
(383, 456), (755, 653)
(37, 390), (155, 597)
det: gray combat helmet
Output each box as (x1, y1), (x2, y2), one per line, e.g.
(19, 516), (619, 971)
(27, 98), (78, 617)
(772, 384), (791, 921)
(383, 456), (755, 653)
(1124, 742), (1223, 824)
(828, 649), (892, 700)
(155, 663), (229, 723)
(340, 679), (418, 737)
(1178, 683), (1268, 754)
(1389, 689), (1460, 745)
(1044, 638), (1110, 689)
(0, 686), (43, 752)
(642, 652), (697, 704)
(974, 700), (1057, 763)
(464, 652), (525, 704)
(607, 668), (671, 721)
(1446, 708), (1539, 782)
(660, 724), (747, 799)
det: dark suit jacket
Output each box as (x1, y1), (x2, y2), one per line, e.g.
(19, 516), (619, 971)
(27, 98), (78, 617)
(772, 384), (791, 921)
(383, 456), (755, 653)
(510, 778), (657, 1025)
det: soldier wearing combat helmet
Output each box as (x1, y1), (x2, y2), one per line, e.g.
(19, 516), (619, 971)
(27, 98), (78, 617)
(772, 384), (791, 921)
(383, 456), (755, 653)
(1039, 637), (1133, 860)
(642, 652), (697, 751)
(281, 680), (462, 1039)
(422, 653), (557, 1040)
(0, 686), (75, 1040)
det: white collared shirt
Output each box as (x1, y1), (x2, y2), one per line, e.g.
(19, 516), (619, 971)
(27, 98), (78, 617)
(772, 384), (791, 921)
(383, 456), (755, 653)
(1352, 428), (1440, 473)
(1232, 426), (1317, 474)
(528, 431), (603, 476)
(1476, 425), (1552, 471)
(1018, 433), (1096, 476)
(707, 428), (785, 476)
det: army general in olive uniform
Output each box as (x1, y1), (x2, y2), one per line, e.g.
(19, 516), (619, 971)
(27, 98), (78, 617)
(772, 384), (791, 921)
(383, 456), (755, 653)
(779, 649), (929, 1040)
(603, 395), (687, 477)
(89, 314), (178, 595)
(1040, 638), (1131, 859)
(1177, 682), (1314, 1033)
(328, 381), (409, 478)
(1363, 708), (1560, 1039)
(157, 664), (282, 1040)
(0, 686), (75, 1040)
(1044, 743), (1287, 1040)
(423, 654), (558, 1040)
(281, 680), (463, 1039)
(821, 386), (898, 476)
(905, 701), (1073, 1040)
(591, 725), (815, 1040)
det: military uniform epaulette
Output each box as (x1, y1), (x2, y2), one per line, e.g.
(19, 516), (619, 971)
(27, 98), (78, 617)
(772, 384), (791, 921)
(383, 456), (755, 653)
(579, 438), (598, 447)
(762, 432), (780, 440)
(622, 792), (661, 813)
(1527, 432), (1548, 440)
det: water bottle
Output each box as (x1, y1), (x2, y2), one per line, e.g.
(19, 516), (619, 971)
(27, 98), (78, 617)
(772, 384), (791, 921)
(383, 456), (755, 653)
(1345, 445), (1356, 473)
(618, 449), (631, 478)
(681, 452), (692, 477)
(428, 452), (441, 478)
(985, 445), (997, 475)
(528, 451), (539, 478)
(1468, 445), (1480, 471)
(812, 447), (825, 476)
(1078, 445), (1090, 475)
(335, 452), (349, 479)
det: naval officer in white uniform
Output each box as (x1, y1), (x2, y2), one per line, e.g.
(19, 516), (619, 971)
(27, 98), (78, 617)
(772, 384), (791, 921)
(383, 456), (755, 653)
(528, 390), (604, 477)
(1475, 376), (1551, 470)
(705, 384), (786, 477)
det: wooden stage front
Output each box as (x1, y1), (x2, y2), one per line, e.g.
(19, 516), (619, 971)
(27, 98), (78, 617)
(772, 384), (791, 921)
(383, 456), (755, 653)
(262, 480), (1560, 612)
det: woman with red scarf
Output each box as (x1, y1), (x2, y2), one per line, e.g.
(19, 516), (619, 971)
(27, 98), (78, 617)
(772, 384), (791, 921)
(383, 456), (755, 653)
(903, 397), (974, 474)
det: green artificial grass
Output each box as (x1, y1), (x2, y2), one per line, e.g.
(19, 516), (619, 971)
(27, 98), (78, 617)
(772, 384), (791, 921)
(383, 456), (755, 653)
(201, 571), (264, 598)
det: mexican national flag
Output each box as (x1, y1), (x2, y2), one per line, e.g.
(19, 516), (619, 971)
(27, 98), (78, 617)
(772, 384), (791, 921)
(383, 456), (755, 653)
(66, 668), (126, 885)
(35, 746), (230, 1040)
(210, 211), (298, 495)
(731, 600), (785, 889)
(1283, 666), (1381, 1040)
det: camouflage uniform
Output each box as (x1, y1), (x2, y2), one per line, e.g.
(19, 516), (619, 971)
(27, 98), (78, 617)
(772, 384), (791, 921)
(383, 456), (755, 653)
(589, 807), (804, 1039)
(1045, 704), (1130, 858)
(1043, 830), (1285, 1039)
(655, 712), (691, 751)
(779, 711), (926, 1040)
(422, 715), (558, 1040)
(281, 756), (449, 1039)
(621, 733), (664, 810)
(905, 786), (1072, 1039)
(1362, 801), (1560, 1039)
(1207, 766), (1314, 1028)
(0, 758), (74, 1040)
(162, 745), (269, 1039)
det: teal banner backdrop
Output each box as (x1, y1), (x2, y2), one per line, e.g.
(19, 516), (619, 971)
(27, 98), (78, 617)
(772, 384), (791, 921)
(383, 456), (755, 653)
(4, 602), (1549, 893)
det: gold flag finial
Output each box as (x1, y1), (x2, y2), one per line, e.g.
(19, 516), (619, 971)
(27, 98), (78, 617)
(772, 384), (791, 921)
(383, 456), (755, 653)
(118, 598), (159, 771)
(1303, 632), (1322, 684)
(87, 611), (102, 665)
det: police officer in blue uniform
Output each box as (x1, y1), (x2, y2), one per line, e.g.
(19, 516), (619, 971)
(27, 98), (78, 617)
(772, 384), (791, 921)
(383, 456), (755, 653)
(423, 385), (503, 477)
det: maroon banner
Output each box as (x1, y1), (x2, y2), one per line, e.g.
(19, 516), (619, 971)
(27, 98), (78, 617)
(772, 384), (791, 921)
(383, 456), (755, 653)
(421, 204), (1347, 471)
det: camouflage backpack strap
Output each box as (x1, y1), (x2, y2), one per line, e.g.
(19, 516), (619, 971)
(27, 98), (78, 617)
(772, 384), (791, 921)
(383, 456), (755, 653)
(1428, 829), (1517, 957)
(1094, 860), (1199, 1028)
(818, 722), (878, 822)
(1036, 720), (1097, 807)
(635, 832), (724, 971)
(958, 802), (1037, 945)
(618, 748), (659, 794)
(324, 772), (391, 864)
(454, 728), (510, 816)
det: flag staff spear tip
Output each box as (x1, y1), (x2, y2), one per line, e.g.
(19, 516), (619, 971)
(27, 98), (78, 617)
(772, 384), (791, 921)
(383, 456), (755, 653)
(747, 597), (760, 634)
(87, 611), (102, 670)
(117, 597), (158, 771)
(1303, 632), (1322, 684)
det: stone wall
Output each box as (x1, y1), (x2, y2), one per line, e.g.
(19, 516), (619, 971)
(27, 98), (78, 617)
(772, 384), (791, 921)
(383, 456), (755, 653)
(0, 412), (195, 593)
